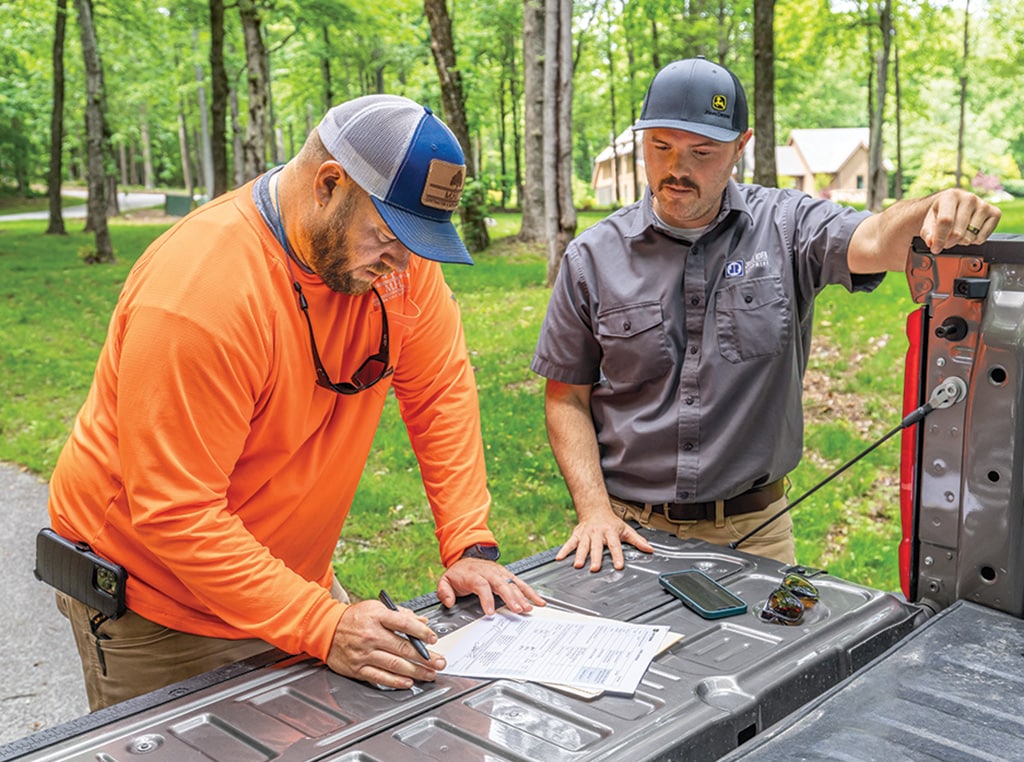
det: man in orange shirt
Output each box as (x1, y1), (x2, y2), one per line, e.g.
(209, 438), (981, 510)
(47, 94), (544, 711)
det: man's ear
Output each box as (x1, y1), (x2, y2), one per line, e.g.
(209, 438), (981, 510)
(313, 161), (348, 207)
(736, 128), (753, 156)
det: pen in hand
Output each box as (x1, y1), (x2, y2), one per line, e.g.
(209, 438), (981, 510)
(378, 589), (432, 662)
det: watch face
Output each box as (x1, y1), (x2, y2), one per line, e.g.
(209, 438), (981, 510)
(463, 543), (500, 561)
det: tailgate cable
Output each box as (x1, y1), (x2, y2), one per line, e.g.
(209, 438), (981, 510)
(730, 377), (968, 551)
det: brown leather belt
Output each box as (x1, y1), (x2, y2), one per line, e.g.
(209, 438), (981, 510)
(616, 479), (785, 522)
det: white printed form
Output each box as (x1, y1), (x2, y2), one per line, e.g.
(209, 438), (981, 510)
(435, 606), (672, 695)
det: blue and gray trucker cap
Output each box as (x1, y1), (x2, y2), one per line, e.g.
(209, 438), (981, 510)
(317, 95), (473, 265)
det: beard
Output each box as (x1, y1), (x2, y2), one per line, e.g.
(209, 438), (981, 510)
(307, 191), (376, 296)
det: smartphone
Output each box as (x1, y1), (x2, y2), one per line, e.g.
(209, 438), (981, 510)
(34, 528), (127, 619)
(658, 569), (747, 619)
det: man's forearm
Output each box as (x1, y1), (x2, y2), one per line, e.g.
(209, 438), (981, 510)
(847, 189), (1002, 274)
(544, 381), (613, 519)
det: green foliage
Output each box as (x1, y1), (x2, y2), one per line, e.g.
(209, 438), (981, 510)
(4, 0), (1024, 202)
(1003, 179), (1024, 199)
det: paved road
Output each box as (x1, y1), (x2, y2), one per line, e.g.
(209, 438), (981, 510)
(0, 464), (88, 746)
(0, 190), (168, 221)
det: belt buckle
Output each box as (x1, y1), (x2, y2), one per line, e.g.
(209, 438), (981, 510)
(664, 502), (704, 523)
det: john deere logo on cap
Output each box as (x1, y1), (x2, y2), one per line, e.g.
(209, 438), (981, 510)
(422, 159), (464, 212)
(711, 94), (728, 112)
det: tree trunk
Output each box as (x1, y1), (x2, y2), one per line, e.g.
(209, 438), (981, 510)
(867, 0), (892, 212)
(193, 29), (215, 197)
(424, 0), (489, 253)
(954, 0), (969, 189)
(606, 8), (620, 206)
(893, 39), (903, 200)
(230, 85), (245, 186)
(520, 0), (546, 241)
(140, 104), (154, 188)
(498, 58), (509, 209)
(118, 141), (128, 185)
(210, 0), (230, 197)
(752, 0), (777, 187)
(507, 31), (522, 212)
(321, 26), (333, 112)
(178, 99), (194, 199)
(128, 143), (138, 186)
(543, 0), (576, 287)
(239, 0), (270, 180)
(625, 31), (641, 202)
(47, 0), (68, 236)
(74, 0), (114, 262)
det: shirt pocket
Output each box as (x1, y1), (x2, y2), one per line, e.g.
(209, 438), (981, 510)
(715, 276), (791, 363)
(596, 301), (673, 388)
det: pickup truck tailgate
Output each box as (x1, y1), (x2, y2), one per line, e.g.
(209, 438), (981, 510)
(0, 536), (918, 762)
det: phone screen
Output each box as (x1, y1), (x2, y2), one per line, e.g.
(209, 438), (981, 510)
(659, 570), (747, 618)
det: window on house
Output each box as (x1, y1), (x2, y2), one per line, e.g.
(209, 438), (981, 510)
(856, 175), (864, 189)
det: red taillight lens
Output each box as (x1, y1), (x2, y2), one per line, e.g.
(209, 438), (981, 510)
(899, 307), (927, 600)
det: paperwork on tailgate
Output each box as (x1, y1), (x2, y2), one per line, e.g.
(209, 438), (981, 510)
(432, 605), (680, 695)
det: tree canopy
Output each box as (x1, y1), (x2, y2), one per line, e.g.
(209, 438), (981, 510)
(1, 0), (1020, 207)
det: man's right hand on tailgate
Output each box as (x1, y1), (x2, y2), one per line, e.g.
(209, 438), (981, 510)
(326, 599), (445, 689)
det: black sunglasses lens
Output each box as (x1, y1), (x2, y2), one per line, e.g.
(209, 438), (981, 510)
(782, 573), (819, 603)
(761, 588), (804, 624)
(351, 355), (390, 389)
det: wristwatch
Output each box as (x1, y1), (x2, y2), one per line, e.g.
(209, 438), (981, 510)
(460, 543), (501, 561)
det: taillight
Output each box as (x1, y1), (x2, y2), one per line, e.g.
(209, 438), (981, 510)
(899, 307), (927, 600)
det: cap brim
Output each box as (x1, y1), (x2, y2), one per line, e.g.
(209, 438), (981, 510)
(371, 197), (474, 266)
(632, 119), (740, 143)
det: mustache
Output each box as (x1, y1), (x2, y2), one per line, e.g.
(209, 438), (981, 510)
(658, 176), (700, 193)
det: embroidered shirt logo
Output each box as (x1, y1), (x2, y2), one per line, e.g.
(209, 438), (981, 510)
(375, 271), (410, 303)
(748, 250), (769, 271)
(725, 260), (745, 279)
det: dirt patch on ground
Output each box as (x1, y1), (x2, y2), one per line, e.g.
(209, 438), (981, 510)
(802, 334), (903, 564)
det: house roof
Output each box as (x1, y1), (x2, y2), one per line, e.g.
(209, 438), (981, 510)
(774, 145), (805, 177)
(741, 138), (806, 177)
(787, 128), (869, 174)
(594, 128), (640, 164)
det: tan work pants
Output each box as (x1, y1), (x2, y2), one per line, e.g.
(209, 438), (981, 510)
(56, 578), (350, 712)
(610, 494), (796, 565)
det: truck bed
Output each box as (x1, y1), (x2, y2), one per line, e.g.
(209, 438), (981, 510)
(721, 598), (1024, 761)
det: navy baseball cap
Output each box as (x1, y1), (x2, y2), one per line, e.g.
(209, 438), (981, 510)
(317, 95), (473, 265)
(633, 57), (748, 142)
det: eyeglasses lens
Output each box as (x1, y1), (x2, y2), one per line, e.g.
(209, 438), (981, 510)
(781, 573), (819, 605)
(350, 354), (389, 389)
(759, 588), (805, 624)
(759, 573), (821, 625)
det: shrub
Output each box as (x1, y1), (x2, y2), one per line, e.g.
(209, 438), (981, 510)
(1002, 179), (1024, 198)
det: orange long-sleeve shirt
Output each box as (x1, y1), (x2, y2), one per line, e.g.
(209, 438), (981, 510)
(48, 182), (496, 663)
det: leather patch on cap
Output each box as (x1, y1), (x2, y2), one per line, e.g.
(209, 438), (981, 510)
(421, 159), (464, 211)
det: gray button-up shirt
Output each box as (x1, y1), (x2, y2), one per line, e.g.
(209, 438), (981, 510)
(531, 181), (882, 504)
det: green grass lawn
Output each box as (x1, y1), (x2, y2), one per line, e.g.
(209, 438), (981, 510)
(3, 198), (1022, 601)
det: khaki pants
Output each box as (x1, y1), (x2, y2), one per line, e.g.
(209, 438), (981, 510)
(56, 578), (351, 712)
(610, 494), (796, 565)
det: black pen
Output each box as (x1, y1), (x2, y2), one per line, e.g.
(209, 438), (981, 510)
(378, 589), (432, 661)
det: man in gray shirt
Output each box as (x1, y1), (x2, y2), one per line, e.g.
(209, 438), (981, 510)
(531, 57), (1001, 570)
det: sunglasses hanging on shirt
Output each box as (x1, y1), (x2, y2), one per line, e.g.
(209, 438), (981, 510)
(291, 278), (394, 395)
(272, 174), (394, 395)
